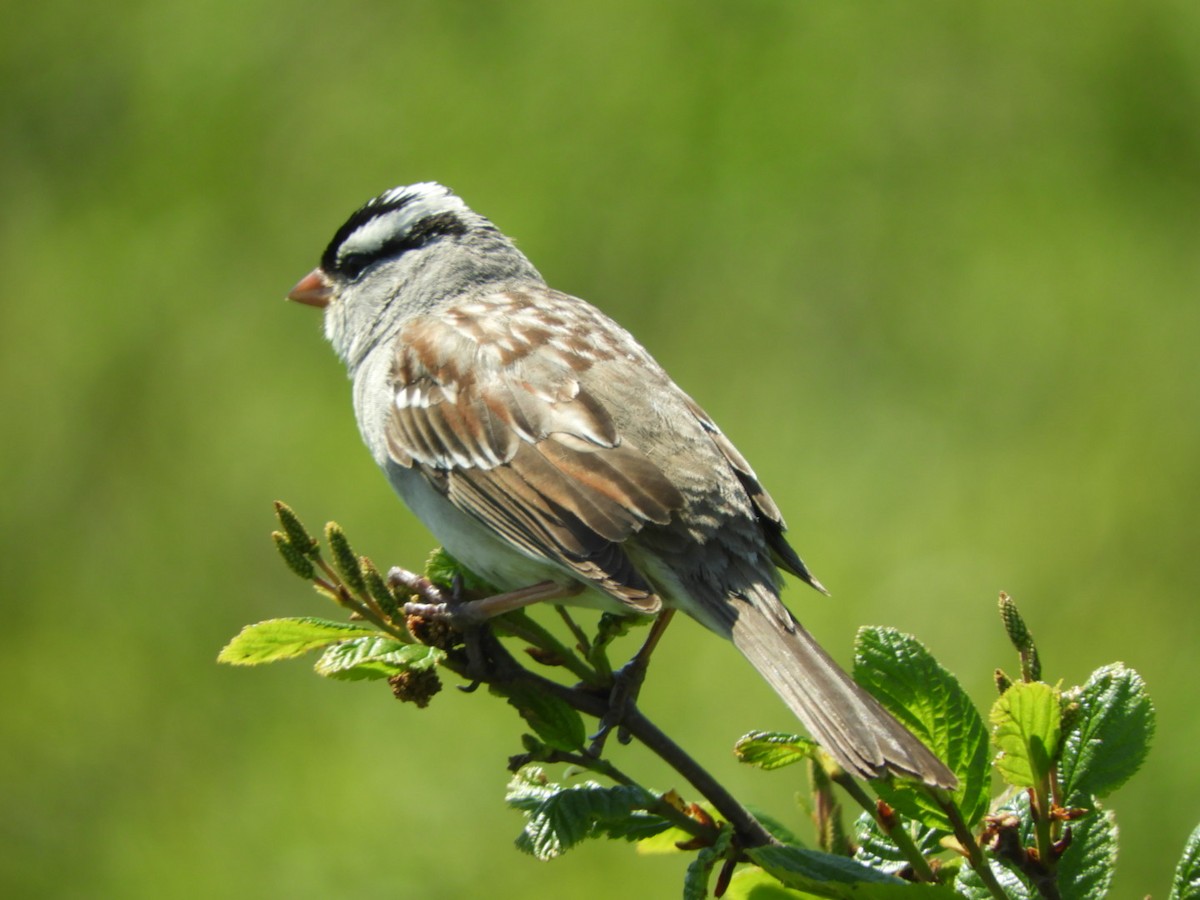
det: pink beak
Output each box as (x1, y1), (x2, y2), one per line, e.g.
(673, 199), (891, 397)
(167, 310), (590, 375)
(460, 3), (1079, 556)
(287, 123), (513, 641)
(287, 269), (334, 308)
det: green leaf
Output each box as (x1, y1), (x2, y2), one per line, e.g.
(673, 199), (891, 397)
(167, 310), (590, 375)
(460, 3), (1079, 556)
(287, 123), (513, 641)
(497, 682), (587, 752)
(424, 547), (495, 594)
(1058, 808), (1117, 900)
(990, 681), (1061, 788)
(636, 823), (696, 856)
(959, 790), (1043, 899)
(1170, 822), (1200, 900)
(955, 859), (1034, 900)
(854, 627), (990, 830)
(724, 867), (814, 899)
(953, 791), (1037, 899)
(854, 813), (945, 877)
(314, 637), (443, 681)
(637, 804), (801, 855)
(506, 767), (668, 860)
(748, 844), (961, 898)
(735, 731), (819, 771)
(1058, 664), (1155, 804)
(217, 618), (376, 665)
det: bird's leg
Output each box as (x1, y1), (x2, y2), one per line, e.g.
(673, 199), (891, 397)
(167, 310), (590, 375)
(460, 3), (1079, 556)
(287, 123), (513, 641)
(589, 609), (677, 755)
(394, 574), (581, 627)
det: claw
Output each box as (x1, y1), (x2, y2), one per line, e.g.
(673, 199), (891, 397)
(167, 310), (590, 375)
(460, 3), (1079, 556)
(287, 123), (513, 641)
(387, 566), (447, 605)
(588, 610), (677, 756)
(588, 659), (651, 755)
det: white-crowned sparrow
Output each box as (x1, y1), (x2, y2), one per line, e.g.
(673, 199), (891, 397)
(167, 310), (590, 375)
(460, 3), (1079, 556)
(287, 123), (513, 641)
(288, 182), (955, 788)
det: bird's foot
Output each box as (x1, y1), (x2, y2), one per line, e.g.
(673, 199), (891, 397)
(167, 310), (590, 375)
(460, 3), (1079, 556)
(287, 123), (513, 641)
(588, 659), (649, 755)
(387, 566), (454, 606)
(587, 609), (676, 756)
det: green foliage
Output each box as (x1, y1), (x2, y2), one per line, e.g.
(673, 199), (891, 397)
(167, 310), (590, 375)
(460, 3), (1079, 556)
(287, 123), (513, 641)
(271, 530), (316, 581)
(1057, 664), (1155, 804)
(855, 816), (948, 877)
(854, 627), (991, 831)
(954, 859), (1033, 900)
(225, 511), (1185, 898)
(506, 767), (670, 861)
(273, 501), (319, 558)
(1057, 809), (1118, 900)
(324, 522), (365, 596)
(990, 681), (1062, 789)
(734, 731), (819, 771)
(217, 617), (376, 665)
(747, 845), (960, 898)
(496, 682), (587, 753)
(683, 828), (734, 900)
(1171, 823), (1200, 900)
(724, 866), (812, 899)
(424, 546), (496, 594)
(997, 593), (1041, 683)
(315, 638), (443, 682)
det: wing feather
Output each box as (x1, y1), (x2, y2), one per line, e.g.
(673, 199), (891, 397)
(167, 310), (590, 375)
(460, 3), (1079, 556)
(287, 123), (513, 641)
(680, 394), (825, 591)
(384, 291), (683, 611)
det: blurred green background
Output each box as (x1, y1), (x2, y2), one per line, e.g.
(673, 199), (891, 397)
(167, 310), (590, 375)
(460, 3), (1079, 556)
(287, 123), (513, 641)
(3, 1), (1197, 896)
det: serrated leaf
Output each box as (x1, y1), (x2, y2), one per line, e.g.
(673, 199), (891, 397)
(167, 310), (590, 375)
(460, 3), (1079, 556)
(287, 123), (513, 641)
(1170, 822), (1200, 900)
(735, 731), (819, 771)
(314, 638), (443, 681)
(748, 844), (961, 898)
(506, 767), (667, 860)
(217, 618), (376, 665)
(954, 858), (1034, 900)
(954, 792), (1037, 900)
(854, 627), (990, 830)
(725, 867), (814, 899)
(854, 813), (944, 877)
(991, 681), (1061, 788)
(1058, 808), (1117, 900)
(497, 682), (587, 752)
(1058, 664), (1155, 804)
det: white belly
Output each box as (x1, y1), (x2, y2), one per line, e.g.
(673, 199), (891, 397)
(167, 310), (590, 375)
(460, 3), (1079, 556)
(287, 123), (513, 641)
(383, 461), (637, 615)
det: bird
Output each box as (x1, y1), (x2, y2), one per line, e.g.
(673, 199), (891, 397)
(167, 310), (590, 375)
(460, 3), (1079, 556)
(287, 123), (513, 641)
(286, 182), (956, 788)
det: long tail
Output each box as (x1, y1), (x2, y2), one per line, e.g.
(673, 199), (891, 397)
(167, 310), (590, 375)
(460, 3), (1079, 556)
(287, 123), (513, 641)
(727, 597), (957, 788)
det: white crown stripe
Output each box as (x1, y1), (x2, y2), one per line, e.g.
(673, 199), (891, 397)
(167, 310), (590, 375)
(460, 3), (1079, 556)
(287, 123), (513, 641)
(337, 183), (467, 264)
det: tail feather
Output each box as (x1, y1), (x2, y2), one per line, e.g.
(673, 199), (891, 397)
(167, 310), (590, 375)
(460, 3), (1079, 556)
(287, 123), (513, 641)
(728, 599), (957, 789)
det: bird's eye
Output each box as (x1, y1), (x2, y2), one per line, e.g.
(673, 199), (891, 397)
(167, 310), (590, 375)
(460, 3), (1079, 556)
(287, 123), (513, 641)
(336, 252), (372, 280)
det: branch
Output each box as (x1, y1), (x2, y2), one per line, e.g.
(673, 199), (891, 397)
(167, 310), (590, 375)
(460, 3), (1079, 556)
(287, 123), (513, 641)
(458, 628), (778, 849)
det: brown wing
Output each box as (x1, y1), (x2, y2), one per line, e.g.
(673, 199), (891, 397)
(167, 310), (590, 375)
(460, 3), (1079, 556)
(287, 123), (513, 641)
(383, 290), (685, 611)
